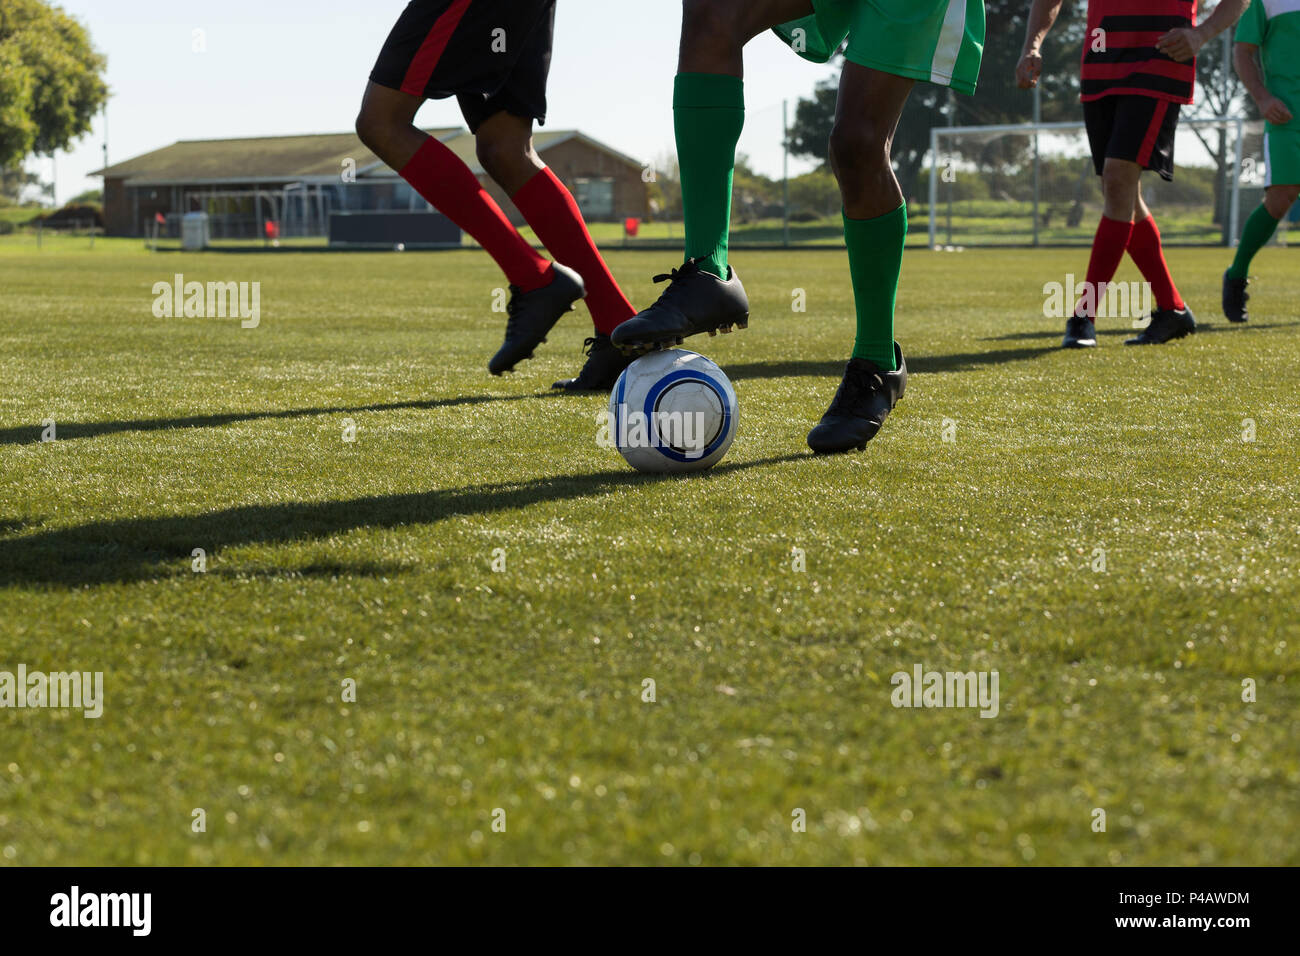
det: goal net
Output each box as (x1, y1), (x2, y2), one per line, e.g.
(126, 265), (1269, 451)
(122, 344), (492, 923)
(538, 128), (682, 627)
(926, 117), (1269, 249)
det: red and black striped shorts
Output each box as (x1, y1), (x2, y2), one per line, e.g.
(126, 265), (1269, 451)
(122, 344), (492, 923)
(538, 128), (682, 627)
(1084, 94), (1181, 182)
(369, 0), (555, 132)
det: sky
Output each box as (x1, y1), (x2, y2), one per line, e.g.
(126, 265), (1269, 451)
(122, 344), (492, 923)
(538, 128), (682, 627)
(42, 0), (841, 205)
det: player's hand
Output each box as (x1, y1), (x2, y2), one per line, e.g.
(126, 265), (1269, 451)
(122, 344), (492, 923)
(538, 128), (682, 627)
(1155, 26), (1204, 63)
(1257, 93), (1295, 125)
(1017, 50), (1043, 89)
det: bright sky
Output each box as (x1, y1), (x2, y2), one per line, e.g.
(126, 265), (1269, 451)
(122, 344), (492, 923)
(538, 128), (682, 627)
(44, 0), (840, 205)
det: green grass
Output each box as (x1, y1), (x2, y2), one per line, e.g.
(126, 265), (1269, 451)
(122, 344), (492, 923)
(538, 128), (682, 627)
(1, 244), (1297, 865)
(0, 201), (1250, 256)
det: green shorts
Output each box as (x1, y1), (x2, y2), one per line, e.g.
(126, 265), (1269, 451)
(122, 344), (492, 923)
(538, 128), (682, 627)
(1265, 126), (1300, 187)
(774, 0), (985, 95)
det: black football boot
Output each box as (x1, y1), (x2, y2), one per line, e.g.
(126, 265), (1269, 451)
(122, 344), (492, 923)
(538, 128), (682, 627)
(806, 344), (907, 454)
(1222, 270), (1249, 323)
(551, 333), (634, 393)
(1062, 315), (1098, 349)
(610, 258), (749, 355)
(488, 263), (585, 375)
(1125, 305), (1196, 345)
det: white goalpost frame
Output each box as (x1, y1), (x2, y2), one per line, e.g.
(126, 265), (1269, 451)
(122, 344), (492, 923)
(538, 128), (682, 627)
(927, 116), (1247, 249)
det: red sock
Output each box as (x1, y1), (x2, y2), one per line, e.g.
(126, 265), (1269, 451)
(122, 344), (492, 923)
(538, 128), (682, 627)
(1126, 215), (1184, 311)
(1076, 216), (1135, 318)
(511, 167), (636, 334)
(398, 137), (552, 291)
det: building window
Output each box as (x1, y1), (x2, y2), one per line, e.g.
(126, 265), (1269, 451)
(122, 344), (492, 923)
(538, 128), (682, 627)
(573, 177), (615, 220)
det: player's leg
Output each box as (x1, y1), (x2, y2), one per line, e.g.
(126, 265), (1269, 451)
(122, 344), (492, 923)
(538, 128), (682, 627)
(472, 111), (545, 196)
(611, 0), (814, 354)
(1224, 180), (1300, 322)
(458, 5), (636, 388)
(473, 110), (639, 390)
(355, 96), (552, 299)
(1062, 155), (1138, 348)
(360, 0), (584, 376)
(832, 64), (913, 366)
(806, 62), (913, 454)
(673, 0), (811, 273)
(1126, 188), (1187, 318)
(418, 106), (583, 377)
(1116, 100), (1195, 345)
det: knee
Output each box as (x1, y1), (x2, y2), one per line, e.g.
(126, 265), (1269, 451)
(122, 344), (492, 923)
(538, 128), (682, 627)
(682, 0), (744, 46)
(355, 109), (385, 154)
(1100, 164), (1137, 200)
(829, 121), (890, 180)
(475, 133), (529, 184)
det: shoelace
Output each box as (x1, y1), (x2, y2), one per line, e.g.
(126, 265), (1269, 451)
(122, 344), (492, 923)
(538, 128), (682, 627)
(651, 258), (703, 286)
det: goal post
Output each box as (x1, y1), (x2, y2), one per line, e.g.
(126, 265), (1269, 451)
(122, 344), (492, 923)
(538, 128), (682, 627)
(927, 117), (1257, 250)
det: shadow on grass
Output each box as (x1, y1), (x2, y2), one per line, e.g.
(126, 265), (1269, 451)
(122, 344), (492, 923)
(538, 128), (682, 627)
(0, 392), (556, 446)
(981, 320), (1300, 343)
(207, 562), (416, 580)
(728, 345), (1057, 380)
(0, 453), (809, 588)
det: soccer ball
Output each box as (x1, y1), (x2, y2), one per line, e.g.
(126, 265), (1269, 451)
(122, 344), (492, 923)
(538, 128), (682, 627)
(607, 349), (738, 473)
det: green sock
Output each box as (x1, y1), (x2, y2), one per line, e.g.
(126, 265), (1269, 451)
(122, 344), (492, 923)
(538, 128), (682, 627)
(845, 204), (907, 371)
(1227, 203), (1281, 279)
(674, 73), (745, 279)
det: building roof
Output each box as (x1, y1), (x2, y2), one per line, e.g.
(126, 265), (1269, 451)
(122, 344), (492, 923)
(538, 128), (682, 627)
(94, 128), (644, 186)
(92, 129), (462, 185)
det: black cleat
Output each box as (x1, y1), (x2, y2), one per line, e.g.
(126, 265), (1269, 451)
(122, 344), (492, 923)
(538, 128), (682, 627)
(1126, 306), (1196, 345)
(1062, 315), (1097, 349)
(551, 333), (633, 393)
(1222, 270), (1249, 323)
(488, 263), (585, 375)
(610, 258), (749, 355)
(807, 344), (907, 455)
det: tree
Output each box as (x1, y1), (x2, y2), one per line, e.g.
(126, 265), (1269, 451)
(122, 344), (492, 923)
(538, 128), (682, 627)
(786, 1), (1087, 201)
(0, 0), (107, 170)
(731, 154), (782, 221)
(645, 152), (682, 220)
(0, 166), (46, 205)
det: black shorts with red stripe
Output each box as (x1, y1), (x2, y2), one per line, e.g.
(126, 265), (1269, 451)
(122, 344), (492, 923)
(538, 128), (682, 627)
(370, 0), (556, 132)
(1084, 94), (1181, 182)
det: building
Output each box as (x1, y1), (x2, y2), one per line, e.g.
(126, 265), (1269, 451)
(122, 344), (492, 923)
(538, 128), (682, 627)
(94, 128), (649, 239)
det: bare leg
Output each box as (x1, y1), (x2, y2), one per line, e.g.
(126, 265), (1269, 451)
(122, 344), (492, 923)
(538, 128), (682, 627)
(1133, 189), (1151, 223)
(1101, 158), (1142, 222)
(474, 112), (547, 197)
(354, 81), (428, 171)
(829, 62), (915, 219)
(1264, 183), (1300, 219)
(678, 0), (814, 76)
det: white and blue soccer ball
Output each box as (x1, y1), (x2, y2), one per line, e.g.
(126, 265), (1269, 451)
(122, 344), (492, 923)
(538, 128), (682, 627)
(607, 349), (738, 473)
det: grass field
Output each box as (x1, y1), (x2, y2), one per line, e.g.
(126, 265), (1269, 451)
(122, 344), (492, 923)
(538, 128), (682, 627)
(0, 197), (1252, 254)
(1, 242), (1297, 866)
